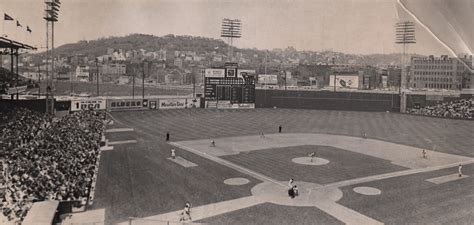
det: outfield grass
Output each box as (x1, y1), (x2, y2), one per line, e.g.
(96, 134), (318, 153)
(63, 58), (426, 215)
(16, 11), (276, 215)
(94, 109), (474, 224)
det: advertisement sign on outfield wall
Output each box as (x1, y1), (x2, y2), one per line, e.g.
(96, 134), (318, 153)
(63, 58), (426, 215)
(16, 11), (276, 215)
(158, 98), (200, 109)
(71, 99), (106, 111)
(107, 99), (145, 111)
(149, 101), (157, 109)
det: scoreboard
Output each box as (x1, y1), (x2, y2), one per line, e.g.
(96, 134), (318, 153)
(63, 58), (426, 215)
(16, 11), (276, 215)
(204, 76), (255, 104)
(204, 63), (256, 107)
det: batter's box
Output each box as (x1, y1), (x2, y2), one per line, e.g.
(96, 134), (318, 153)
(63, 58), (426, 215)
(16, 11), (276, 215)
(167, 156), (198, 168)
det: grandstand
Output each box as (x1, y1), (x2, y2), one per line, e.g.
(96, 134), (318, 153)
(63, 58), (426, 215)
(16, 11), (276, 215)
(0, 37), (37, 98)
(0, 67), (37, 95)
(0, 108), (106, 224)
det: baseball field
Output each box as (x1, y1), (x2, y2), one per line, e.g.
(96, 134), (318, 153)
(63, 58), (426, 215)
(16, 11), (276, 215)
(82, 108), (473, 225)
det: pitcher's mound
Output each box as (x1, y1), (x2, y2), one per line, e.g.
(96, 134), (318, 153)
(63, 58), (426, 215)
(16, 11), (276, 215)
(292, 157), (329, 166)
(224, 178), (250, 185)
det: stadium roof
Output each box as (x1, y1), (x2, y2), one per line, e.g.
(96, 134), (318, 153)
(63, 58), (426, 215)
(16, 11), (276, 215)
(0, 37), (36, 50)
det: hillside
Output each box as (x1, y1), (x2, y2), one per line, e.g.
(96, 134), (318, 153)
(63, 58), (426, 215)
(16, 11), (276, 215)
(26, 33), (416, 66)
(53, 34), (229, 57)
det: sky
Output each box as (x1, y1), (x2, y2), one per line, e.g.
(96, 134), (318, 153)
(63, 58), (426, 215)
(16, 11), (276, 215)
(0, 0), (466, 55)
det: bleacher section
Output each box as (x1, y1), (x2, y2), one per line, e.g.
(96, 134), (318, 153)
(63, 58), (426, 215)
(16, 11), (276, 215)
(408, 98), (474, 120)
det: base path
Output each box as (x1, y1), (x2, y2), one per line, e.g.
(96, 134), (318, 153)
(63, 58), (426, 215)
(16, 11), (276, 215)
(130, 133), (474, 225)
(117, 196), (266, 225)
(175, 133), (472, 169)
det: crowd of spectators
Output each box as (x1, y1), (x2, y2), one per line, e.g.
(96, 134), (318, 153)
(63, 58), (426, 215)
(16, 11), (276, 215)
(0, 67), (37, 95)
(0, 108), (106, 223)
(408, 98), (474, 119)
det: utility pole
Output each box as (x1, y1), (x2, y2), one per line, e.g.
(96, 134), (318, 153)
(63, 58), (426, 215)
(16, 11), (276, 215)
(264, 51), (268, 75)
(132, 68), (135, 99)
(334, 73), (337, 92)
(142, 60), (145, 99)
(96, 58), (99, 97)
(192, 73), (196, 99)
(15, 49), (19, 99)
(37, 65), (41, 97)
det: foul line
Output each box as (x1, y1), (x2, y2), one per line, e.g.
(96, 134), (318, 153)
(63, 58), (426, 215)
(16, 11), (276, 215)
(170, 142), (286, 188)
(108, 140), (137, 145)
(326, 159), (474, 188)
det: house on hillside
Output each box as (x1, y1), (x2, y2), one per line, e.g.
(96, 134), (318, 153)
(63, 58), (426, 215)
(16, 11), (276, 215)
(75, 65), (89, 81)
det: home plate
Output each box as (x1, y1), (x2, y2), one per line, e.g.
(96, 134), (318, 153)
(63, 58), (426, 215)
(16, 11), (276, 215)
(426, 174), (469, 184)
(167, 156), (197, 168)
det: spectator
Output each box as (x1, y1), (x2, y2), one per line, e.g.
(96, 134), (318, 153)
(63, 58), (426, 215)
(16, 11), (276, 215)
(0, 108), (106, 223)
(408, 98), (474, 120)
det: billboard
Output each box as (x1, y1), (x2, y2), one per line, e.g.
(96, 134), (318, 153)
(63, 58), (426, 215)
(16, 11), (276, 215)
(237, 69), (256, 78)
(329, 75), (359, 89)
(71, 99), (106, 111)
(107, 99), (146, 111)
(258, 74), (278, 85)
(205, 69), (225, 78)
(6, 85), (28, 95)
(149, 101), (157, 109)
(158, 98), (200, 109)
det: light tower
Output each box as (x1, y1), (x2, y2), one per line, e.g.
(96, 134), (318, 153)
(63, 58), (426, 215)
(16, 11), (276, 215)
(395, 21), (415, 112)
(221, 18), (241, 62)
(44, 0), (60, 115)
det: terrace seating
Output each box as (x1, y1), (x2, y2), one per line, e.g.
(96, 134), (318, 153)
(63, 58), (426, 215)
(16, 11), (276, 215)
(0, 108), (106, 223)
(408, 98), (474, 119)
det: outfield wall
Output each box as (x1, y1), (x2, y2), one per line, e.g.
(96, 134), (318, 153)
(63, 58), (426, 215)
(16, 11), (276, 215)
(0, 99), (70, 113)
(255, 90), (400, 112)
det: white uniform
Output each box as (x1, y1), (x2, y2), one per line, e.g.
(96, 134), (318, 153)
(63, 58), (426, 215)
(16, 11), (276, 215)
(171, 149), (176, 159)
(288, 179), (294, 188)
